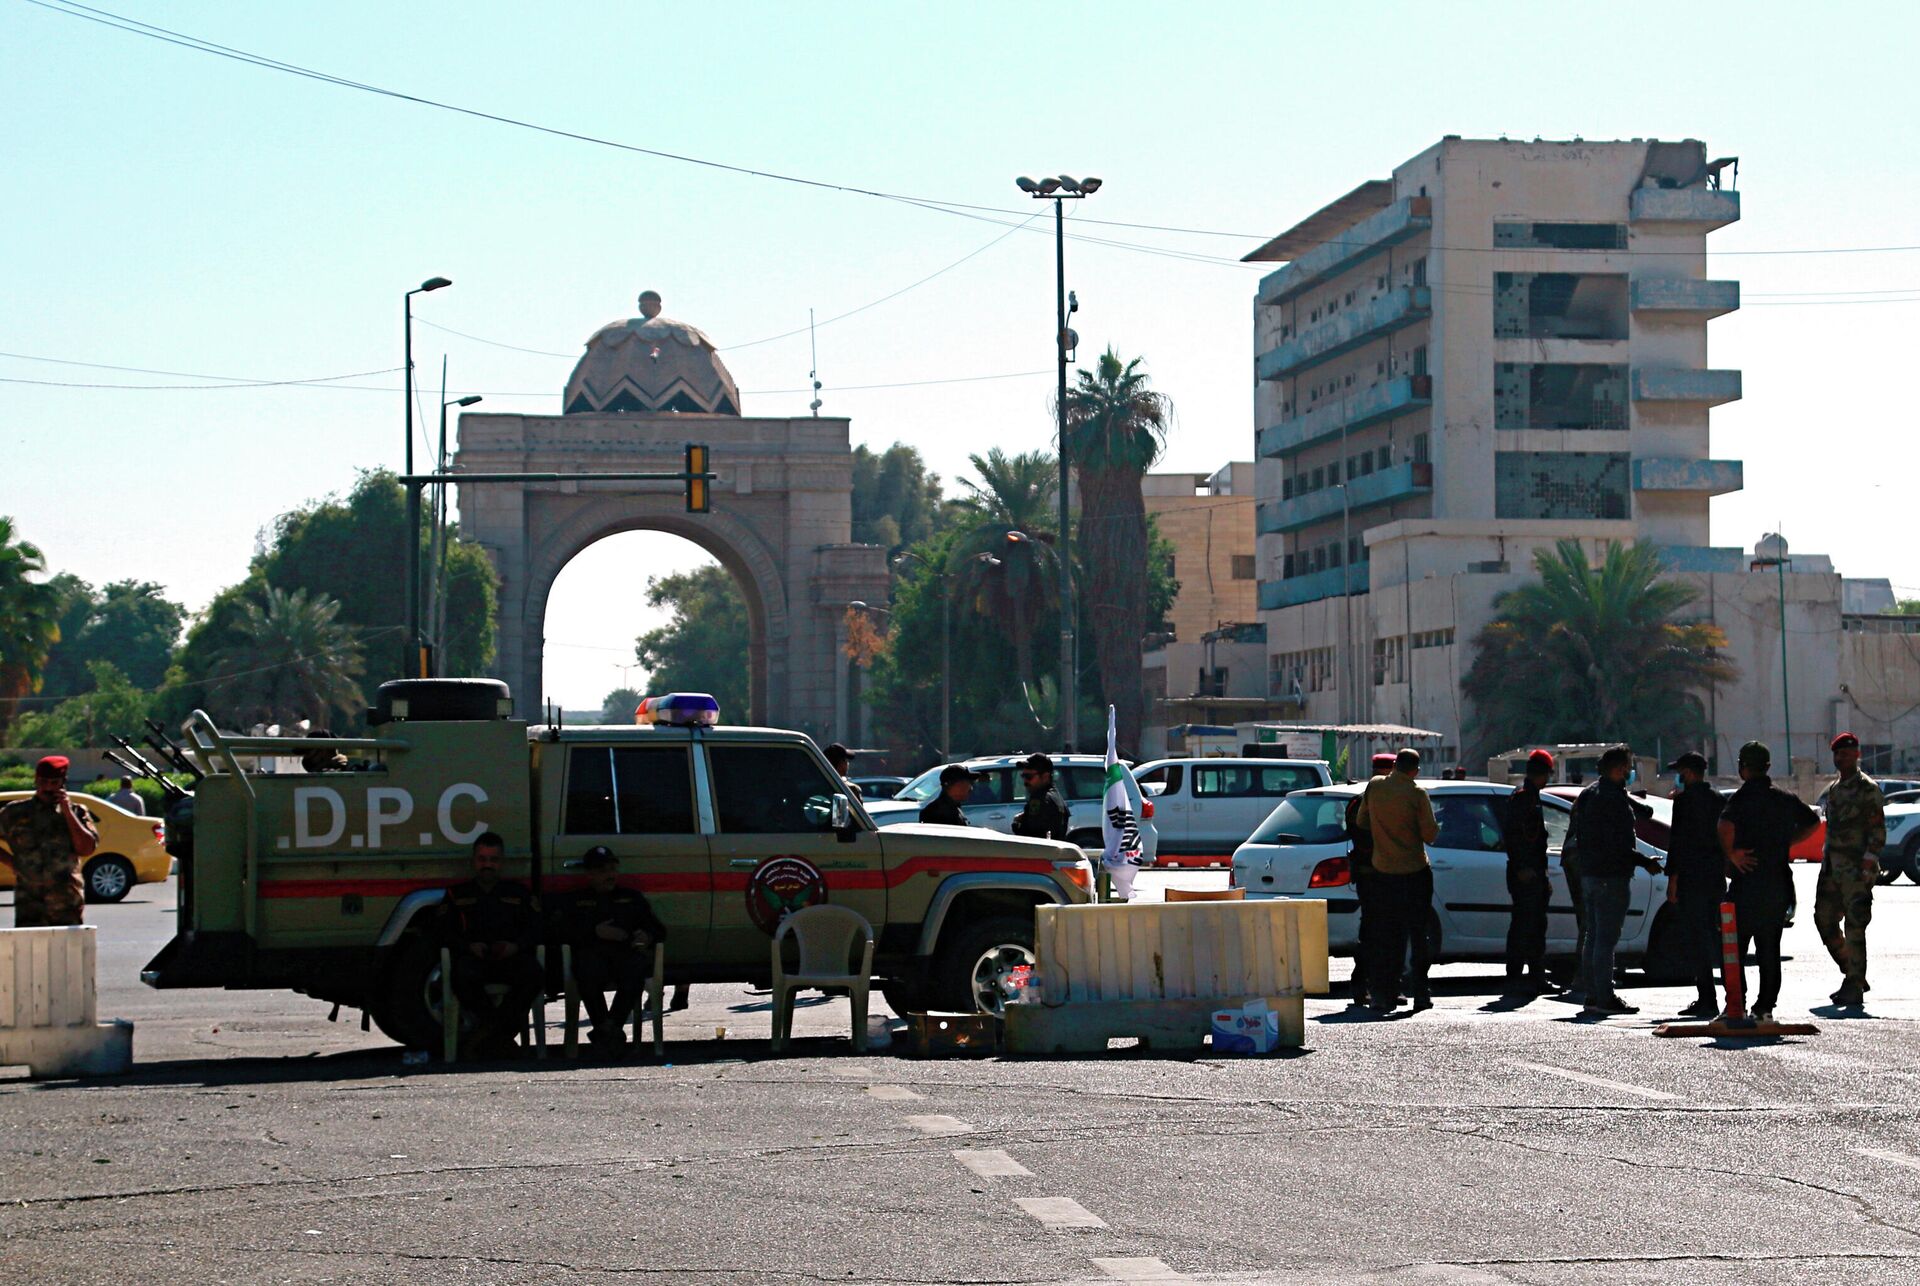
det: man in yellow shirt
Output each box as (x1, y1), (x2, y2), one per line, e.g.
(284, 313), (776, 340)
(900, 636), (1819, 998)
(1354, 748), (1440, 1013)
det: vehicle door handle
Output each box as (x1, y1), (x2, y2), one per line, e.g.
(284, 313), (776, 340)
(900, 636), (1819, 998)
(728, 858), (759, 869)
(1430, 861), (1453, 871)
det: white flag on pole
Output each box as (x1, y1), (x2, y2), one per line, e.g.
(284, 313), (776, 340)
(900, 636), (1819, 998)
(1100, 704), (1142, 900)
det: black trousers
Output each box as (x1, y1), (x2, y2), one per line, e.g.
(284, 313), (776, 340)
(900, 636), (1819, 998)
(1738, 913), (1786, 1013)
(1351, 867), (1379, 995)
(1371, 867), (1435, 1000)
(1676, 879), (1725, 1000)
(572, 945), (652, 1034)
(1505, 863), (1549, 974)
(448, 951), (542, 1029)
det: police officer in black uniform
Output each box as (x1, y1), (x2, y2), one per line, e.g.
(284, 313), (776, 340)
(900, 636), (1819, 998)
(1664, 751), (1726, 1018)
(556, 845), (667, 1054)
(1012, 753), (1071, 841)
(1718, 740), (1819, 1022)
(919, 765), (980, 826)
(435, 832), (542, 1056)
(1502, 750), (1555, 994)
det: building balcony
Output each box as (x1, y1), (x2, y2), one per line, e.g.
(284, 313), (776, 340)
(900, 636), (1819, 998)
(1259, 563), (1367, 610)
(1631, 367), (1743, 406)
(1257, 461), (1434, 536)
(1632, 457), (1744, 496)
(1256, 287), (1433, 382)
(1630, 277), (1740, 320)
(1255, 197), (1432, 306)
(1258, 375), (1433, 459)
(1629, 187), (1741, 232)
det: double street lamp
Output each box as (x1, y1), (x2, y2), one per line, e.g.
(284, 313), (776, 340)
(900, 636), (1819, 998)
(426, 391), (483, 672)
(403, 275), (452, 678)
(1015, 174), (1100, 753)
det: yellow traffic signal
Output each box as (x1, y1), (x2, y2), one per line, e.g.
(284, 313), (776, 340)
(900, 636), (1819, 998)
(685, 443), (710, 513)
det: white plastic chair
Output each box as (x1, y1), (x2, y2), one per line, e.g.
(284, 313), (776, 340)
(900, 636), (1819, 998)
(770, 905), (875, 1053)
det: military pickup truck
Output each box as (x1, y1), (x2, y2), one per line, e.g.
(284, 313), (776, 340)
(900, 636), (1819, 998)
(143, 679), (1093, 1047)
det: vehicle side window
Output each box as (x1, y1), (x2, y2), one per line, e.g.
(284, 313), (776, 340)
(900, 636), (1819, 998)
(1193, 767), (1251, 798)
(1256, 766), (1321, 796)
(1432, 795), (1504, 852)
(1542, 803), (1571, 850)
(1135, 765), (1183, 795)
(708, 745), (842, 834)
(1060, 766), (1107, 800)
(564, 748), (618, 835)
(611, 747), (695, 834)
(968, 771), (1009, 806)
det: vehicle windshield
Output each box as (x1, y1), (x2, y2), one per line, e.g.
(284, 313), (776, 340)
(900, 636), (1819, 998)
(895, 767), (943, 804)
(1247, 793), (1351, 845)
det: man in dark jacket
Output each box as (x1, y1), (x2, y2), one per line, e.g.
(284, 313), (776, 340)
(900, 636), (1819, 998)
(556, 845), (667, 1053)
(919, 765), (980, 825)
(1574, 746), (1663, 1018)
(1502, 750), (1555, 994)
(436, 832), (543, 1055)
(1012, 753), (1071, 841)
(1664, 751), (1726, 1018)
(1719, 741), (1820, 1022)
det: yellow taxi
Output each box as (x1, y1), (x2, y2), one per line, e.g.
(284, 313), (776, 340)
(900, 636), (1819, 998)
(0, 790), (172, 902)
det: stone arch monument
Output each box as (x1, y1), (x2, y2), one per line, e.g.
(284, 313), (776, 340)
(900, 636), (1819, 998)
(454, 291), (888, 738)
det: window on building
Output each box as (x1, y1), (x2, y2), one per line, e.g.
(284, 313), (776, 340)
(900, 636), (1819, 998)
(1329, 543), (1342, 568)
(1282, 476), (1294, 500)
(1359, 452), (1375, 477)
(1376, 446), (1392, 471)
(1282, 553), (1295, 579)
(1372, 636), (1406, 686)
(1165, 554), (1177, 578)
(1495, 363), (1629, 430)
(1345, 290), (1355, 306)
(1349, 537), (1363, 565)
(1311, 466), (1325, 490)
(1411, 257), (1428, 287)
(1312, 547), (1327, 572)
(1231, 554), (1256, 580)
(1495, 451), (1631, 520)
(1494, 221), (1628, 251)
(1493, 273), (1629, 340)
(1413, 433), (1430, 465)
(1412, 345), (1428, 378)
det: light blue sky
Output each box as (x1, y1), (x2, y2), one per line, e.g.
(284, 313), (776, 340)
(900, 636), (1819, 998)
(6, 1), (1916, 709)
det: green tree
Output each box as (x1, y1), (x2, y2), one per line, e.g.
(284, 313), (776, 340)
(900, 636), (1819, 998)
(11, 661), (155, 748)
(634, 566), (750, 716)
(851, 444), (953, 555)
(956, 448), (1058, 531)
(41, 577), (187, 696)
(206, 587), (368, 727)
(1461, 540), (1738, 763)
(0, 516), (64, 743)
(1062, 348), (1170, 753)
(601, 687), (642, 723)
(1894, 599), (1920, 616)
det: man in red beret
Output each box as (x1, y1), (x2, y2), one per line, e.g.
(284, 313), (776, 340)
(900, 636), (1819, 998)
(1816, 732), (1885, 1007)
(0, 756), (99, 926)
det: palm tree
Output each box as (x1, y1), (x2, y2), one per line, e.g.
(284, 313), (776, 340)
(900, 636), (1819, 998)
(1062, 348), (1169, 753)
(0, 516), (63, 743)
(208, 587), (367, 727)
(958, 449), (1057, 532)
(950, 526), (1059, 701)
(1461, 539), (1737, 763)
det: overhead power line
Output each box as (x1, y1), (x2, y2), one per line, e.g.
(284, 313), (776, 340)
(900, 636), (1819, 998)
(26, 1), (1920, 264)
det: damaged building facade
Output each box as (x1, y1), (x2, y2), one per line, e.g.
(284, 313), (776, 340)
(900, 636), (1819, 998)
(1250, 136), (1920, 775)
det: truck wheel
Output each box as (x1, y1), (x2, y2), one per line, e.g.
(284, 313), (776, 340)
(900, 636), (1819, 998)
(931, 915), (1035, 1016)
(1903, 836), (1920, 884)
(83, 855), (136, 903)
(374, 936), (449, 1050)
(879, 977), (930, 1017)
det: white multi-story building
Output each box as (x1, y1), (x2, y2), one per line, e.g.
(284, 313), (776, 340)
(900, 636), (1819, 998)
(1249, 137), (1920, 775)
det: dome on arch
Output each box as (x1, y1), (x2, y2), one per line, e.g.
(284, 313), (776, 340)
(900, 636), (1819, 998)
(563, 291), (741, 415)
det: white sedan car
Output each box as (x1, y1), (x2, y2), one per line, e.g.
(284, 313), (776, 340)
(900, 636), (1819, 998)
(1229, 781), (1677, 974)
(865, 754), (1158, 863)
(1879, 801), (1920, 883)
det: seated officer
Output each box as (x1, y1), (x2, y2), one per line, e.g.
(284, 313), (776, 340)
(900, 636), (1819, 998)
(435, 832), (542, 1056)
(557, 845), (667, 1053)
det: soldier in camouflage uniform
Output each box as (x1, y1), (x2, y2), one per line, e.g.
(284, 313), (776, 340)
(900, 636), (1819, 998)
(1815, 732), (1886, 1007)
(0, 756), (100, 927)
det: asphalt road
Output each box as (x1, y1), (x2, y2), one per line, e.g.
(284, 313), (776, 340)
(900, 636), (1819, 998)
(5, 864), (1920, 1284)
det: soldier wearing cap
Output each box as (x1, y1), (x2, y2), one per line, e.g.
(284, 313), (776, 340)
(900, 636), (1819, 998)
(1718, 741), (1820, 1022)
(434, 832), (543, 1056)
(556, 846), (667, 1053)
(1012, 753), (1070, 842)
(1815, 732), (1885, 1007)
(0, 755), (99, 927)
(1663, 750), (1725, 1018)
(1501, 749), (1555, 994)
(919, 765), (979, 826)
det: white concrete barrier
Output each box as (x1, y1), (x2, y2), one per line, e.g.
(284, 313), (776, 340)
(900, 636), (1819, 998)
(0, 927), (133, 1077)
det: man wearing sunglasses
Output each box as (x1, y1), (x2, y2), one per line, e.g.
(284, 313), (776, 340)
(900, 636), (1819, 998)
(1012, 753), (1072, 843)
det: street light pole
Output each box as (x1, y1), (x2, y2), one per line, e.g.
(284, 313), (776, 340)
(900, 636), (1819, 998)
(1016, 174), (1101, 753)
(1752, 534), (1793, 766)
(402, 275), (451, 679)
(430, 388), (483, 673)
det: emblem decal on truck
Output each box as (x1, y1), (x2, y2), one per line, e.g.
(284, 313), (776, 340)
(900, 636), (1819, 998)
(745, 855), (827, 936)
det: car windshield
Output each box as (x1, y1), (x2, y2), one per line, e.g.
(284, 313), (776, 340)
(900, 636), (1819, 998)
(1247, 793), (1351, 845)
(895, 768), (943, 804)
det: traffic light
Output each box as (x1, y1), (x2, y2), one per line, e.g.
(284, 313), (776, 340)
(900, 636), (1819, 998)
(685, 442), (710, 513)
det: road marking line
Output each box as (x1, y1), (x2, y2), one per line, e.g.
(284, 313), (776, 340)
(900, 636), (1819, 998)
(1014, 1196), (1107, 1229)
(1508, 1060), (1679, 1101)
(1855, 1147), (1920, 1172)
(1091, 1257), (1192, 1281)
(953, 1148), (1032, 1178)
(904, 1114), (971, 1135)
(866, 1084), (922, 1101)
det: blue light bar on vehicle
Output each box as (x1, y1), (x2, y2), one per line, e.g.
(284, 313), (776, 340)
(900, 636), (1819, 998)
(634, 693), (721, 728)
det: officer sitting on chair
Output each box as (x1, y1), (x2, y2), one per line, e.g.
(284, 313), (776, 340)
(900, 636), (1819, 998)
(435, 832), (543, 1057)
(556, 845), (666, 1054)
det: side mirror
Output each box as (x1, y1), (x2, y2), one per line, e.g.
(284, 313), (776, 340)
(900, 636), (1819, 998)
(831, 792), (856, 842)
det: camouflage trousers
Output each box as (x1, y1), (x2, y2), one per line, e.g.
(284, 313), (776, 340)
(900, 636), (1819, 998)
(14, 879), (85, 928)
(1813, 855), (1874, 986)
